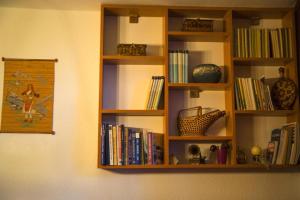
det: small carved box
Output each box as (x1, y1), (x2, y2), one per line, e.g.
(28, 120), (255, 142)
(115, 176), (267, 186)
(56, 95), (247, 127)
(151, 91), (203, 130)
(182, 19), (213, 32)
(117, 43), (147, 56)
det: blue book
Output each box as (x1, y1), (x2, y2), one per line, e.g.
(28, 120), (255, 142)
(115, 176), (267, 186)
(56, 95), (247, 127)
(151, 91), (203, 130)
(135, 132), (141, 164)
(128, 129), (133, 165)
(132, 130), (136, 165)
(120, 125), (125, 165)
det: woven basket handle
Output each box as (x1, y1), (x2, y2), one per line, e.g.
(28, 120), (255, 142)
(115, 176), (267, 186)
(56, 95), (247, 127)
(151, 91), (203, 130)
(178, 106), (202, 118)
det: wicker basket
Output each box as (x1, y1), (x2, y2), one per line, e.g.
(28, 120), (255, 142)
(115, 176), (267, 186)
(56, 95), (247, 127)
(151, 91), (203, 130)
(182, 19), (213, 32)
(177, 106), (226, 136)
(117, 43), (147, 56)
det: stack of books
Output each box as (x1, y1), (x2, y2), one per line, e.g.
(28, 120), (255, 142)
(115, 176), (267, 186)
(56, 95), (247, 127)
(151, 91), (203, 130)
(234, 28), (292, 58)
(169, 50), (189, 83)
(101, 124), (164, 166)
(146, 76), (164, 110)
(235, 77), (274, 111)
(267, 122), (300, 165)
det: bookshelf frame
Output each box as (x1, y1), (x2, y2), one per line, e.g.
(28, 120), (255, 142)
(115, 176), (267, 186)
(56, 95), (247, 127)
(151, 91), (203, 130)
(99, 4), (300, 170)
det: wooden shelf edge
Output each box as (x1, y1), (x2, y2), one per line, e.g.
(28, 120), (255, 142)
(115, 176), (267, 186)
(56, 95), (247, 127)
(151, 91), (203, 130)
(168, 31), (229, 42)
(235, 110), (296, 116)
(98, 164), (300, 170)
(233, 57), (294, 66)
(102, 55), (165, 65)
(169, 135), (233, 141)
(168, 83), (229, 90)
(101, 109), (165, 116)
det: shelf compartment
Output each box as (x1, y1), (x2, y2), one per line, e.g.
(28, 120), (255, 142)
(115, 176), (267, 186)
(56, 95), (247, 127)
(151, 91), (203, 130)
(235, 110), (296, 116)
(168, 31), (228, 42)
(103, 55), (165, 65)
(169, 135), (233, 141)
(233, 57), (293, 66)
(101, 109), (165, 116)
(168, 83), (228, 90)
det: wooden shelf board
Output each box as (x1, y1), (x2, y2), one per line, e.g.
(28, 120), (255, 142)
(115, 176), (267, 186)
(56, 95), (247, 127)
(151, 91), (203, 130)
(168, 83), (228, 90)
(99, 164), (300, 169)
(103, 55), (164, 65)
(168, 31), (228, 42)
(235, 110), (296, 116)
(169, 136), (233, 141)
(233, 57), (293, 66)
(103, 4), (165, 17)
(168, 7), (227, 18)
(232, 8), (292, 19)
(101, 109), (164, 116)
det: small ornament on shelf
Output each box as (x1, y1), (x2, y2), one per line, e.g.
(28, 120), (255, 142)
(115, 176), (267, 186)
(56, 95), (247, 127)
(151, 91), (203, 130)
(271, 67), (297, 110)
(251, 145), (262, 163)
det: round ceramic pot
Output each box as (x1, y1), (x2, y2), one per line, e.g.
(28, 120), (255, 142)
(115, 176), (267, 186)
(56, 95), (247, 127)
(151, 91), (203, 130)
(192, 64), (221, 83)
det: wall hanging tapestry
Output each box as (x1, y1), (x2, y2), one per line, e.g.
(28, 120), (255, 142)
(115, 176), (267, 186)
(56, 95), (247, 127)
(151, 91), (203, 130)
(1, 58), (57, 134)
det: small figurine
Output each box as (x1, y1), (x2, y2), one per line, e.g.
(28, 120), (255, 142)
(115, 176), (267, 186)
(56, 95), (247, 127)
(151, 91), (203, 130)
(251, 145), (262, 163)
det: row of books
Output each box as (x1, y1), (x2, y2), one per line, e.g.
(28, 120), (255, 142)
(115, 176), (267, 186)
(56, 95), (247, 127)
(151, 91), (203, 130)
(234, 77), (274, 111)
(146, 76), (164, 110)
(101, 124), (164, 166)
(234, 28), (292, 58)
(168, 50), (189, 83)
(267, 122), (300, 165)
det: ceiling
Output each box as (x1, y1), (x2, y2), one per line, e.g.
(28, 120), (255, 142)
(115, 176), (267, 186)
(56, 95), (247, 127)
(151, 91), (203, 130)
(0, 0), (297, 10)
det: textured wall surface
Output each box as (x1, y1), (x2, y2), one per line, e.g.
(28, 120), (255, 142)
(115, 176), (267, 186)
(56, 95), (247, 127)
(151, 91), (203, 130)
(0, 7), (299, 200)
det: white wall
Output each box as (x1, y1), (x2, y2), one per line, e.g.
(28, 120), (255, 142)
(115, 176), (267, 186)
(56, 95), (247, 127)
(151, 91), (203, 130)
(0, 7), (300, 200)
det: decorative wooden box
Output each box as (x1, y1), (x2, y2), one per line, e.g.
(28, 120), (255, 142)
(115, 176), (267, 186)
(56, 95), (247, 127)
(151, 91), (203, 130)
(117, 43), (147, 56)
(182, 19), (213, 32)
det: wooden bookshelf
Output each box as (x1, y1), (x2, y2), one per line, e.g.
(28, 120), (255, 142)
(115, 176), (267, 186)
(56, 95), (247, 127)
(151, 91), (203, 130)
(99, 4), (300, 170)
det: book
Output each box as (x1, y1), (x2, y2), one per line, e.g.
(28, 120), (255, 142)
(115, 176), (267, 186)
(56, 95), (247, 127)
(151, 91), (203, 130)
(109, 125), (113, 165)
(271, 128), (281, 164)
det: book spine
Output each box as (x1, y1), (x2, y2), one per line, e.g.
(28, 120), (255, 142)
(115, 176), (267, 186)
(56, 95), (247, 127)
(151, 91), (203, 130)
(148, 132), (153, 164)
(154, 77), (164, 109)
(184, 50), (188, 83)
(143, 129), (148, 164)
(128, 129), (133, 165)
(170, 51), (174, 83)
(117, 125), (122, 165)
(101, 124), (106, 165)
(149, 77), (158, 110)
(136, 132), (141, 165)
(125, 127), (129, 165)
(112, 126), (117, 165)
(105, 124), (110, 165)
(109, 125), (113, 165)
(146, 77), (154, 109)
(132, 131), (136, 165)
(173, 51), (178, 83)
(178, 50), (183, 83)
(121, 125), (125, 165)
